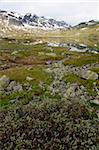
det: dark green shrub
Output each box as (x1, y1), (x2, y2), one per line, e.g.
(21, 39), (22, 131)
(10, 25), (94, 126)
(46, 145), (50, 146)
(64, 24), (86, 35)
(0, 100), (98, 150)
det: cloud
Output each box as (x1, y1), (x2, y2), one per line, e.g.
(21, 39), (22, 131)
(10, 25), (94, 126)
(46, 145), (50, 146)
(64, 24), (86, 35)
(0, 1), (98, 25)
(2, 0), (19, 2)
(1, 0), (99, 2)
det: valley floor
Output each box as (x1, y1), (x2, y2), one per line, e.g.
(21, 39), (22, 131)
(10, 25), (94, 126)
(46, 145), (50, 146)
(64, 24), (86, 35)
(0, 38), (99, 149)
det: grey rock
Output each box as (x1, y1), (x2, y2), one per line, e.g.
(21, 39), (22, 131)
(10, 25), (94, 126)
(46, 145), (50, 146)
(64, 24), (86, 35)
(90, 99), (99, 105)
(7, 81), (17, 91)
(0, 75), (10, 88)
(11, 51), (18, 55)
(45, 60), (52, 65)
(80, 70), (98, 80)
(64, 84), (77, 98)
(26, 76), (33, 81)
(10, 99), (16, 104)
(13, 83), (23, 92)
(0, 85), (4, 94)
(23, 82), (30, 90)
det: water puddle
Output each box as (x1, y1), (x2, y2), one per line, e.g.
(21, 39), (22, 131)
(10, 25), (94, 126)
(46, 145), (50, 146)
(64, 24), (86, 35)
(47, 42), (99, 53)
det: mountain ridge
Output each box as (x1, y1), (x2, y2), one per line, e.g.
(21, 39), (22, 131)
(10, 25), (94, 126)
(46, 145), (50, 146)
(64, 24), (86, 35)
(0, 10), (98, 31)
(0, 10), (71, 30)
(0, 10), (99, 39)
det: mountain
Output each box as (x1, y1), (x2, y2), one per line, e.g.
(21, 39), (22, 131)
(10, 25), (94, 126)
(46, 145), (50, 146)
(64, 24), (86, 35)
(74, 20), (99, 29)
(0, 10), (70, 30)
(0, 10), (98, 39)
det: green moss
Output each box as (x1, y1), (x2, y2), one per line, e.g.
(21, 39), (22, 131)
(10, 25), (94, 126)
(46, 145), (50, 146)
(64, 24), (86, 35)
(91, 68), (99, 74)
(63, 54), (99, 66)
(0, 66), (52, 83)
(0, 91), (33, 108)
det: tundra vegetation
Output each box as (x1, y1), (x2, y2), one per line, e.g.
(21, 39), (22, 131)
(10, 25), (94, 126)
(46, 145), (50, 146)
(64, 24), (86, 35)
(0, 24), (99, 150)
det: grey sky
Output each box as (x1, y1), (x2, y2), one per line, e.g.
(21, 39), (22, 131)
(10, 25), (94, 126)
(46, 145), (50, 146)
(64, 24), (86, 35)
(0, 0), (99, 25)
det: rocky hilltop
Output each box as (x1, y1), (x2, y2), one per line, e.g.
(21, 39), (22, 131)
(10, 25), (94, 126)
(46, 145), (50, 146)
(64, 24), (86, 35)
(74, 20), (99, 29)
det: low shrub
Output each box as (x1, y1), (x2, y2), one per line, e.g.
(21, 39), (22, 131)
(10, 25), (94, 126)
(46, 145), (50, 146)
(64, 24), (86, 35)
(0, 99), (98, 150)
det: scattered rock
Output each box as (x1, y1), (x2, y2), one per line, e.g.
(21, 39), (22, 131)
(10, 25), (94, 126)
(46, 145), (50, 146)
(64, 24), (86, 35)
(11, 51), (18, 55)
(13, 83), (23, 92)
(64, 85), (77, 98)
(46, 52), (56, 57)
(7, 81), (17, 91)
(0, 86), (4, 94)
(10, 99), (16, 104)
(90, 99), (99, 105)
(45, 60), (52, 65)
(0, 75), (34, 94)
(0, 75), (10, 88)
(26, 76), (33, 81)
(81, 70), (98, 80)
(45, 62), (99, 102)
(23, 82), (32, 91)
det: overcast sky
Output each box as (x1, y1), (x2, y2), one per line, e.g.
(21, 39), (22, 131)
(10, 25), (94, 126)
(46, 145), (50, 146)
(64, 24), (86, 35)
(0, 0), (99, 25)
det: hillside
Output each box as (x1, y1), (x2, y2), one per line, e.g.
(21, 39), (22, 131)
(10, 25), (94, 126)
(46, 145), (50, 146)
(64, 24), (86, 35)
(0, 10), (99, 43)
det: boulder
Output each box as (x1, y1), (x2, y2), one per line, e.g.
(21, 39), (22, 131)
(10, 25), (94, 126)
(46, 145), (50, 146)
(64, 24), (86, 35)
(7, 81), (17, 91)
(0, 75), (10, 88)
(90, 99), (99, 105)
(13, 83), (23, 92)
(11, 51), (18, 55)
(26, 76), (33, 81)
(81, 70), (98, 80)
(64, 84), (78, 98)
(0, 85), (4, 94)
(10, 99), (16, 104)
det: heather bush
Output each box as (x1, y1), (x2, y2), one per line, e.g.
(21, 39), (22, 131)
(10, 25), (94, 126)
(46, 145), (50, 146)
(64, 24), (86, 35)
(0, 100), (98, 150)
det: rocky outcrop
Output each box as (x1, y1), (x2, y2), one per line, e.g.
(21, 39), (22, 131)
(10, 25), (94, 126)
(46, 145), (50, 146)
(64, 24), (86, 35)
(45, 62), (99, 104)
(0, 75), (32, 94)
(45, 62), (99, 80)
(7, 81), (23, 93)
(80, 70), (98, 80)
(0, 75), (9, 88)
